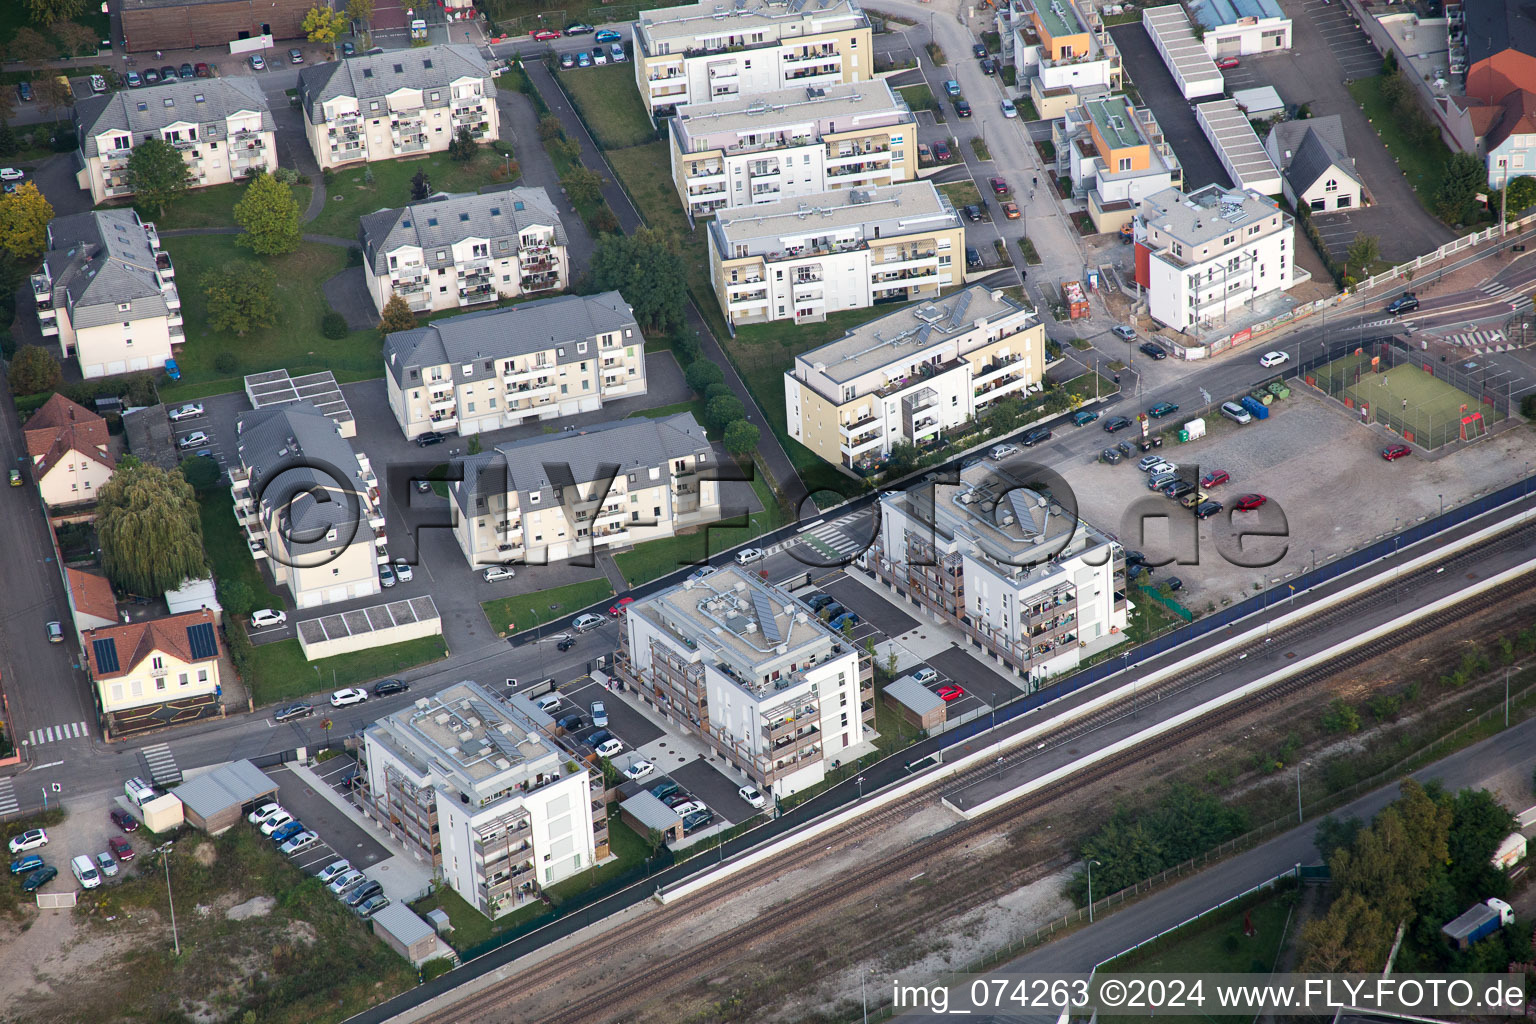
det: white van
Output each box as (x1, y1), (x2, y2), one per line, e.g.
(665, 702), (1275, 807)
(125, 777), (156, 808)
(71, 854), (102, 889)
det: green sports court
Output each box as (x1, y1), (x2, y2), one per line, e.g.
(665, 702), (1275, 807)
(1308, 349), (1504, 449)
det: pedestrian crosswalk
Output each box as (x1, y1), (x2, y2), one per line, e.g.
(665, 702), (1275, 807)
(0, 777), (17, 818)
(140, 742), (182, 787)
(26, 721), (89, 746)
(798, 511), (872, 561)
(1478, 281), (1533, 312)
(1479, 281), (1513, 298)
(1444, 330), (1506, 350)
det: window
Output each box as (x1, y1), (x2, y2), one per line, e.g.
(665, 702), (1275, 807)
(152, 656), (164, 670)
(1324, 178), (1339, 193)
(156, 677), (166, 690)
(430, 90), (440, 101)
(178, 672), (188, 686)
(1118, 157), (1132, 172)
(197, 669), (208, 682)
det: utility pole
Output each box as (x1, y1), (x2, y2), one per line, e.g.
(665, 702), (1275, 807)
(165, 852), (181, 957)
(1087, 859), (1101, 922)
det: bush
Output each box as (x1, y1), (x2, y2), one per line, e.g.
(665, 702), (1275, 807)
(706, 394), (746, 433)
(420, 957), (455, 983)
(321, 311), (349, 339)
(590, 207), (620, 234)
(672, 330), (701, 365)
(214, 351), (240, 374)
(273, 166), (300, 185)
(685, 359), (725, 396)
(1321, 698), (1361, 734)
(1522, 393), (1536, 419)
(9, 345), (62, 395)
(346, 246), (363, 267)
(705, 381), (734, 403)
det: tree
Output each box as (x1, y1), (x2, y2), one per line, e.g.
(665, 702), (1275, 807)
(538, 114), (564, 141)
(705, 394), (745, 433)
(345, 0), (374, 23)
(216, 579), (257, 618)
(1345, 233), (1380, 271)
(449, 125), (478, 163)
(723, 419), (759, 458)
(0, 180), (54, 262)
(561, 166), (604, 210)
(7, 28), (52, 64)
(0, 122), (16, 158)
(9, 344), (61, 395)
(26, 0), (86, 24)
(33, 73), (74, 116)
(410, 169), (431, 201)
(302, 5), (345, 48)
(202, 260), (278, 336)
(684, 359), (724, 396)
(1504, 175), (1536, 220)
(179, 453), (221, 492)
(378, 292), (416, 336)
(126, 137), (192, 217)
(1433, 152), (1486, 224)
(233, 171), (302, 256)
(587, 228), (687, 334)
(51, 20), (97, 56)
(96, 462), (209, 596)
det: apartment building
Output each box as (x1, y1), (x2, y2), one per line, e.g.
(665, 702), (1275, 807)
(785, 285), (1045, 472)
(297, 44), (496, 170)
(997, 0), (1123, 120)
(616, 565), (874, 798)
(872, 460), (1128, 687)
(82, 609), (223, 718)
(382, 292), (646, 439)
(1054, 94), (1181, 234)
(668, 79), (915, 218)
(707, 180), (963, 327)
(1132, 184), (1295, 334)
(74, 78), (276, 205)
(361, 680), (601, 920)
(360, 187), (568, 315)
(633, 0), (873, 121)
(31, 210), (182, 379)
(451, 413), (718, 567)
(231, 401), (386, 609)
(24, 394), (116, 511)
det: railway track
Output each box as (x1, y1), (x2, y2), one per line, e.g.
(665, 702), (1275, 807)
(413, 533), (1536, 1024)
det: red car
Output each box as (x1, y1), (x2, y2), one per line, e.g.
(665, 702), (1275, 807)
(937, 685), (965, 702)
(933, 140), (951, 161)
(530, 28), (561, 40)
(108, 836), (134, 862)
(109, 808), (138, 832)
(1381, 444), (1412, 461)
(1215, 56), (1240, 69)
(990, 176), (1009, 195)
(1200, 469), (1229, 488)
(1233, 493), (1267, 512)
(608, 596), (634, 617)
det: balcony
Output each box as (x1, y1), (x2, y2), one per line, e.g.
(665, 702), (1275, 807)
(39, 319), (58, 337)
(503, 364), (553, 385)
(459, 284), (496, 304)
(509, 380), (558, 399)
(521, 272), (560, 293)
(163, 288), (181, 311)
(429, 395), (457, 413)
(167, 312), (183, 329)
(155, 251), (174, 278)
(839, 415), (880, 438)
(839, 432), (884, 458)
(31, 274), (50, 301)
(727, 289), (770, 311)
(428, 414), (458, 431)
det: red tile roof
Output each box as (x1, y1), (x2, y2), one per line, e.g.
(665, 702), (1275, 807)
(1466, 50), (1536, 108)
(67, 568), (118, 624)
(1487, 88), (1536, 153)
(23, 394), (115, 478)
(82, 608), (219, 681)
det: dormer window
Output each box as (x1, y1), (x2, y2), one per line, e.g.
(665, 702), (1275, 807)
(423, 58), (434, 69)
(427, 217), (438, 227)
(429, 90), (440, 102)
(194, 94), (205, 103)
(163, 97), (174, 107)
(489, 207), (501, 216)
(118, 302), (130, 311)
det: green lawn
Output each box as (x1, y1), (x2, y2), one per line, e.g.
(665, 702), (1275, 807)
(411, 882), (547, 952)
(245, 634), (449, 706)
(897, 83), (940, 120)
(482, 576), (614, 635)
(543, 816), (650, 902)
(938, 179), (985, 211)
(121, 179), (313, 231)
(308, 150), (512, 238)
(0, 7), (110, 56)
(555, 64), (657, 150)
(157, 234), (380, 401)
(197, 489), (282, 607)
(614, 459), (786, 585)
(627, 398), (709, 429)
(1347, 75), (1449, 207)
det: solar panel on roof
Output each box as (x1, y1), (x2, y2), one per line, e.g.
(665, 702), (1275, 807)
(93, 638), (121, 674)
(751, 591), (783, 644)
(186, 622), (218, 660)
(1007, 488), (1044, 538)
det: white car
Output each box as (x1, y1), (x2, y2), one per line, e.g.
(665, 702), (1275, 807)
(738, 784), (766, 809)
(393, 561), (413, 582)
(316, 859), (352, 884)
(592, 48), (608, 64)
(168, 402), (204, 421)
(670, 800), (706, 818)
(623, 759), (655, 781)
(327, 869), (366, 895)
(594, 737), (623, 758)
(1259, 350), (1290, 368)
(90, 74), (107, 94)
(735, 547), (764, 566)
(483, 566), (516, 582)
(258, 811), (294, 836)
(250, 608), (287, 629)
(8, 829), (47, 854)
(1000, 98), (1017, 118)
(591, 700), (607, 727)
(0, 168), (24, 182)
(330, 687), (368, 708)
(688, 566), (717, 582)
(178, 431), (209, 449)
(990, 444), (1019, 459)
(1220, 401), (1253, 425)
(911, 666), (938, 685)
(247, 802), (283, 825)
(572, 613), (604, 633)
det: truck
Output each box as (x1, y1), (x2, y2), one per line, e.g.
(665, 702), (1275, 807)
(1063, 280), (1089, 319)
(1493, 832), (1527, 870)
(1441, 898), (1514, 950)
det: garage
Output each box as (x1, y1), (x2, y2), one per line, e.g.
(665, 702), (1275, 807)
(129, 357), (149, 371)
(476, 416), (500, 434)
(1214, 36), (1241, 57)
(328, 586), (350, 603)
(107, 360), (127, 375)
(84, 363), (103, 377)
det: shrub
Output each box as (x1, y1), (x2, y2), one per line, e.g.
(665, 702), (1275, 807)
(214, 351), (240, 374)
(1321, 698), (1361, 734)
(321, 311), (349, 339)
(685, 359), (725, 396)
(346, 246), (363, 267)
(705, 381), (734, 402)
(273, 166), (300, 185)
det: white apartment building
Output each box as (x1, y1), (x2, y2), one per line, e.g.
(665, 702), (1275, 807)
(231, 401), (387, 609)
(707, 180), (964, 327)
(31, 210), (182, 379)
(785, 286), (1046, 472)
(297, 44), (496, 170)
(1054, 94), (1181, 234)
(1132, 184), (1295, 334)
(360, 186), (568, 314)
(451, 413), (721, 568)
(616, 565), (873, 798)
(74, 78), (277, 205)
(873, 460), (1128, 686)
(632, 0), (873, 121)
(361, 681), (601, 920)
(668, 79), (915, 218)
(382, 292), (646, 439)
(997, 0), (1123, 120)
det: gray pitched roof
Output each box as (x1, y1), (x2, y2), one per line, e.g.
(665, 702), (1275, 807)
(44, 210), (169, 330)
(234, 402), (370, 555)
(383, 291), (639, 387)
(452, 413), (712, 514)
(172, 759), (278, 818)
(297, 43), (489, 125)
(1464, 0), (1536, 68)
(1266, 115), (1347, 168)
(359, 187), (567, 276)
(75, 77), (273, 160)
(1283, 128), (1362, 199)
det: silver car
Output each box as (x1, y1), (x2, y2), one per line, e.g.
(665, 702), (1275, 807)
(327, 870), (366, 895)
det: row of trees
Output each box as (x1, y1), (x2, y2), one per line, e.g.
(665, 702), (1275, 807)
(683, 358), (759, 458)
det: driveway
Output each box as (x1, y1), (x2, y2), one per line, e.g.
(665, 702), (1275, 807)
(1106, 23), (1231, 192)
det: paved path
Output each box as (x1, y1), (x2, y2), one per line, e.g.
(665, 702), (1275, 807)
(494, 71), (598, 273)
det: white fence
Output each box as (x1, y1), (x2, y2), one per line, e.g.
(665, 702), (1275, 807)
(37, 891), (77, 910)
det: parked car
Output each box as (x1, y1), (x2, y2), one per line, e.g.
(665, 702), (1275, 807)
(944, 79), (961, 97)
(573, 612), (604, 632)
(670, 800), (707, 819)
(345, 880), (383, 908)
(564, 22), (596, 34)
(932, 140), (951, 161)
(168, 402), (204, 421)
(414, 431), (449, 447)
(1001, 200), (1020, 219)
(912, 666), (939, 684)
(990, 177), (1009, 195)
(683, 809), (714, 833)
(1073, 409), (1100, 426)
(95, 850), (119, 878)
(938, 684), (966, 702)
(954, 99), (972, 117)
(991, 443), (1019, 458)
(651, 780), (680, 802)
(595, 28), (622, 42)
(178, 63), (195, 79)
(21, 865), (57, 892)
(143, 67), (161, 84)
(8, 468), (19, 486)
(591, 700), (608, 727)
(531, 28), (561, 40)
(177, 431), (208, 450)
(394, 561), (413, 582)
(316, 859), (352, 884)
(248, 53), (265, 70)
(9, 853), (44, 875)
(739, 784), (766, 809)
(1215, 56), (1240, 69)
(372, 678), (409, 699)
(972, 43), (987, 58)
(576, 51), (592, 67)
(1200, 469), (1230, 488)
(557, 713), (585, 731)
(328, 870), (366, 895)
(1001, 98), (1017, 118)
(1138, 341), (1168, 360)
(534, 693), (563, 714)
(735, 547), (764, 565)
(194, 62), (210, 77)
(354, 894), (390, 918)
(593, 48), (608, 64)
(258, 811), (294, 836)
(609, 597), (635, 617)
(1233, 493), (1268, 511)
(594, 737), (623, 758)
(559, 51), (576, 68)
(819, 603), (846, 622)
(163, 358), (181, 380)
(1387, 292), (1419, 315)
(1259, 350), (1289, 368)
(1022, 426), (1053, 446)
(806, 593), (836, 611)
(610, 43), (627, 61)
(963, 203), (982, 222)
(379, 563), (396, 588)
(1102, 416), (1133, 433)
(90, 74), (108, 93)
(689, 565), (717, 582)
(287, 48), (304, 64)
(829, 611), (860, 630)
(250, 608), (287, 628)
(279, 830), (320, 856)
(623, 759), (655, 781)
(269, 821), (304, 844)
(248, 802), (283, 825)
(483, 565), (516, 582)
(1381, 444), (1412, 461)
(46, 621), (64, 643)
(1162, 480), (1195, 499)
(1147, 401), (1179, 418)
(1136, 454), (1165, 472)
(965, 246), (983, 268)
(15, 81), (32, 101)
(340, 41), (356, 56)
(1195, 500), (1224, 519)
(1112, 325), (1137, 340)
(159, 65), (177, 81)
(330, 687), (368, 708)
(273, 702), (313, 723)
(1220, 401), (1252, 425)
(1163, 576), (1184, 592)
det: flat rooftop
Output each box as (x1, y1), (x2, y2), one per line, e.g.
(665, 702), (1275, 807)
(711, 180), (955, 255)
(1141, 183), (1281, 247)
(1085, 94), (1143, 148)
(673, 79), (907, 146)
(1036, 0), (1088, 37)
(1144, 5), (1223, 85)
(1195, 98), (1280, 190)
(244, 369), (355, 433)
(378, 680), (557, 790)
(637, 0), (867, 47)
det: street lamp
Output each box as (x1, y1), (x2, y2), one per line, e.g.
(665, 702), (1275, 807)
(1439, 493), (1444, 517)
(857, 775), (866, 799)
(1294, 761), (1306, 824)
(165, 851), (181, 956)
(862, 968), (876, 1024)
(1087, 858), (1101, 922)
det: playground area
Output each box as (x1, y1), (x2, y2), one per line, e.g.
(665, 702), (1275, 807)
(1308, 344), (1505, 450)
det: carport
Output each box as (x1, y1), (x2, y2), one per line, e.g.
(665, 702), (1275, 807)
(172, 759), (280, 835)
(619, 791), (682, 844)
(884, 676), (946, 732)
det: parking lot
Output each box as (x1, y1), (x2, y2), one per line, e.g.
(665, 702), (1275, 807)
(266, 762), (390, 874)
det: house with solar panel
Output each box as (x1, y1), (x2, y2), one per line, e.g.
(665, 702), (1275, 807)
(615, 565), (870, 799)
(82, 608), (224, 736)
(871, 458), (1128, 687)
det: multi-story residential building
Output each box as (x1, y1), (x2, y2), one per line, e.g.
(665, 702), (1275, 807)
(231, 401), (386, 609)
(668, 80), (915, 218)
(1054, 93), (1182, 234)
(24, 395), (116, 511)
(1132, 183), (1295, 334)
(361, 680), (602, 920)
(31, 210), (182, 379)
(615, 565), (874, 798)
(633, 0), (873, 122)
(74, 78), (277, 205)
(784, 285), (1046, 472)
(872, 460), (1128, 687)
(382, 292), (646, 439)
(451, 412), (720, 567)
(82, 609), (223, 724)
(360, 187), (568, 314)
(707, 180), (963, 327)
(297, 44), (496, 170)
(997, 0), (1123, 120)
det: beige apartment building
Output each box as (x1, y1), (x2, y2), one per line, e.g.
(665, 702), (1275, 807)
(450, 413), (719, 567)
(74, 78), (276, 205)
(24, 394), (116, 511)
(668, 79), (915, 218)
(297, 44), (496, 170)
(785, 286), (1045, 471)
(633, 0), (872, 121)
(83, 609), (223, 718)
(708, 180), (963, 327)
(382, 293), (646, 439)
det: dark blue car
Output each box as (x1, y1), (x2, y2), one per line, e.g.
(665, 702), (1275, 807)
(829, 611), (860, 630)
(270, 820), (304, 844)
